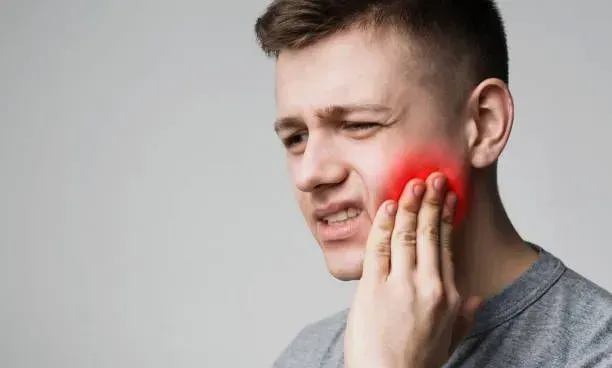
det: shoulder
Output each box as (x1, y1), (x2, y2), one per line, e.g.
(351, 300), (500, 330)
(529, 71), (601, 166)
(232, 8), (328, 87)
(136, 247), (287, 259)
(550, 267), (612, 320)
(520, 247), (612, 325)
(272, 309), (348, 368)
(551, 267), (612, 366)
(463, 248), (612, 367)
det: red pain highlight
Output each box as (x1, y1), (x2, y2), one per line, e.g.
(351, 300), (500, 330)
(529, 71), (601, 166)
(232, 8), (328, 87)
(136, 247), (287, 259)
(383, 147), (468, 226)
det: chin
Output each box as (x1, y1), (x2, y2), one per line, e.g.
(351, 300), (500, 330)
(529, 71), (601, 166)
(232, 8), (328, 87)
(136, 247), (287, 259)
(320, 241), (365, 281)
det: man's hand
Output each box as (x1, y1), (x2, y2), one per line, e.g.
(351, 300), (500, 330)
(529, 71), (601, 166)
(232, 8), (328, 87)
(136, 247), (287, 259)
(344, 173), (481, 368)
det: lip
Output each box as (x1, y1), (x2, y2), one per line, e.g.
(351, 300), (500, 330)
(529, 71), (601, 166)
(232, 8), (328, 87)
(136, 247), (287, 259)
(313, 200), (363, 221)
(316, 210), (365, 242)
(313, 199), (366, 243)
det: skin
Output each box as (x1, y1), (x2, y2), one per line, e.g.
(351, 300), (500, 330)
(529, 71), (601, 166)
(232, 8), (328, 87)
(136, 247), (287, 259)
(345, 174), (481, 368)
(273, 26), (540, 366)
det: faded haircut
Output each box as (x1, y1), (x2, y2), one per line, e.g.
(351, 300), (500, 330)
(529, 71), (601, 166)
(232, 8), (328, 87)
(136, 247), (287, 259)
(254, 0), (509, 112)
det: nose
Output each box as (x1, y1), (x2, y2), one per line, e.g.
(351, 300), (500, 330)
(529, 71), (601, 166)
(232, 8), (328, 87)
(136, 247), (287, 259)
(294, 135), (348, 193)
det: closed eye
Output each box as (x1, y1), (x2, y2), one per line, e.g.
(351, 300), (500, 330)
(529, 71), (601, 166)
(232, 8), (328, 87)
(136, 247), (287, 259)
(343, 122), (381, 130)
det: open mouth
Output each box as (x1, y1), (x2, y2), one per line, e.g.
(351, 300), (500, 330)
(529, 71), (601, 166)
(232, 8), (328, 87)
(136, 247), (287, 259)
(316, 205), (365, 242)
(321, 208), (363, 224)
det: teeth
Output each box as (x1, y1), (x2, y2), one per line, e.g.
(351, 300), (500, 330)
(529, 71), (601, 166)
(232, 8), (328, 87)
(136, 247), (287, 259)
(323, 208), (361, 223)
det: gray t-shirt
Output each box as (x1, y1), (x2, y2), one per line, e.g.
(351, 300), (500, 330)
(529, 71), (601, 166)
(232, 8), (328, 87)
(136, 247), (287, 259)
(273, 244), (612, 367)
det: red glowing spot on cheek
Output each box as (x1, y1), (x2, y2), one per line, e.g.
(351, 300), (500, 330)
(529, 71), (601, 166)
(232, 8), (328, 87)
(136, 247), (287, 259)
(383, 147), (468, 226)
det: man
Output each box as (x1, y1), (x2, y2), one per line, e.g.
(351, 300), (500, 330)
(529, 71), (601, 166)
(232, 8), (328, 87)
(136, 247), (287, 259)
(254, 0), (612, 367)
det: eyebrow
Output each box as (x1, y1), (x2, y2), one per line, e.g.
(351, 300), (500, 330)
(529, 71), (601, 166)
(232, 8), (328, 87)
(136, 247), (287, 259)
(273, 103), (391, 133)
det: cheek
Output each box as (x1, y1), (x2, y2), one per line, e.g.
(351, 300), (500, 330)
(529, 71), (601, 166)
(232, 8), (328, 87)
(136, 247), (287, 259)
(354, 150), (396, 218)
(382, 146), (468, 226)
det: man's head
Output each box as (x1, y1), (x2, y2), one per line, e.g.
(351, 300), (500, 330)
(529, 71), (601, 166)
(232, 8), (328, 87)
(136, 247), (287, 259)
(255, 0), (515, 281)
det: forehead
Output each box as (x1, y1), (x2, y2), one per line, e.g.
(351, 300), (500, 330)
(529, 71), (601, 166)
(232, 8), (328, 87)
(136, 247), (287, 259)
(275, 29), (416, 117)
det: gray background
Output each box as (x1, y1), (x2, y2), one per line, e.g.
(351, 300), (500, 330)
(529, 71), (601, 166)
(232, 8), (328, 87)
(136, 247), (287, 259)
(1, 0), (610, 367)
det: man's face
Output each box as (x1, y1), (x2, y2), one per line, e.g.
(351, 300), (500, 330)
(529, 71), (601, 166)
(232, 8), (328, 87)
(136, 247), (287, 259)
(274, 28), (465, 281)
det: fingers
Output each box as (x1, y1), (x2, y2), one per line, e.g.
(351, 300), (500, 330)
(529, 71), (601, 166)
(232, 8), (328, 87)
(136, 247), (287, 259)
(389, 179), (425, 275)
(440, 191), (458, 297)
(361, 200), (398, 281)
(415, 174), (447, 280)
(363, 171), (459, 288)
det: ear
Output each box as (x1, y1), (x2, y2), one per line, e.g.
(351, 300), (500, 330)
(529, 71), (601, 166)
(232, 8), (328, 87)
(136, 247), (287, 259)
(463, 78), (514, 169)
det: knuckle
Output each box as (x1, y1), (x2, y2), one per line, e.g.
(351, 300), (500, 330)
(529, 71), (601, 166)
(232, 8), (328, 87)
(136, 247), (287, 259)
(373, 239), (391, 257)
(399, 197), (418, 212)
(442, 245), (454, 259)
(420, 224), (440, 242)
(441, 211), (454, 225)
(395, 229), (417, 247)
(377, 232), (392, 248)
(378, 218), (395, 232)
(424, 196), (443, 207)
(422, 281), (444, 306)
(448, 292), (461, 310)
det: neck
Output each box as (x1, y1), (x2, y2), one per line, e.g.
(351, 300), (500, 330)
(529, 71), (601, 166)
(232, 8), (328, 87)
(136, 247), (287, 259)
(452, 166), (539, 302)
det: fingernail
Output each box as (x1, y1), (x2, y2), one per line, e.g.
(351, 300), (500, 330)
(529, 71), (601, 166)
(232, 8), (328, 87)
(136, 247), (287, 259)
(412, 183), (424, 197)
(385, 201), (397, 215)
(434, 175), (446, 191)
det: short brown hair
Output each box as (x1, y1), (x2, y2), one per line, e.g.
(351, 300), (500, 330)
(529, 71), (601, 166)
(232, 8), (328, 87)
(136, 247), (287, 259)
(254, 0), (509, 109)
